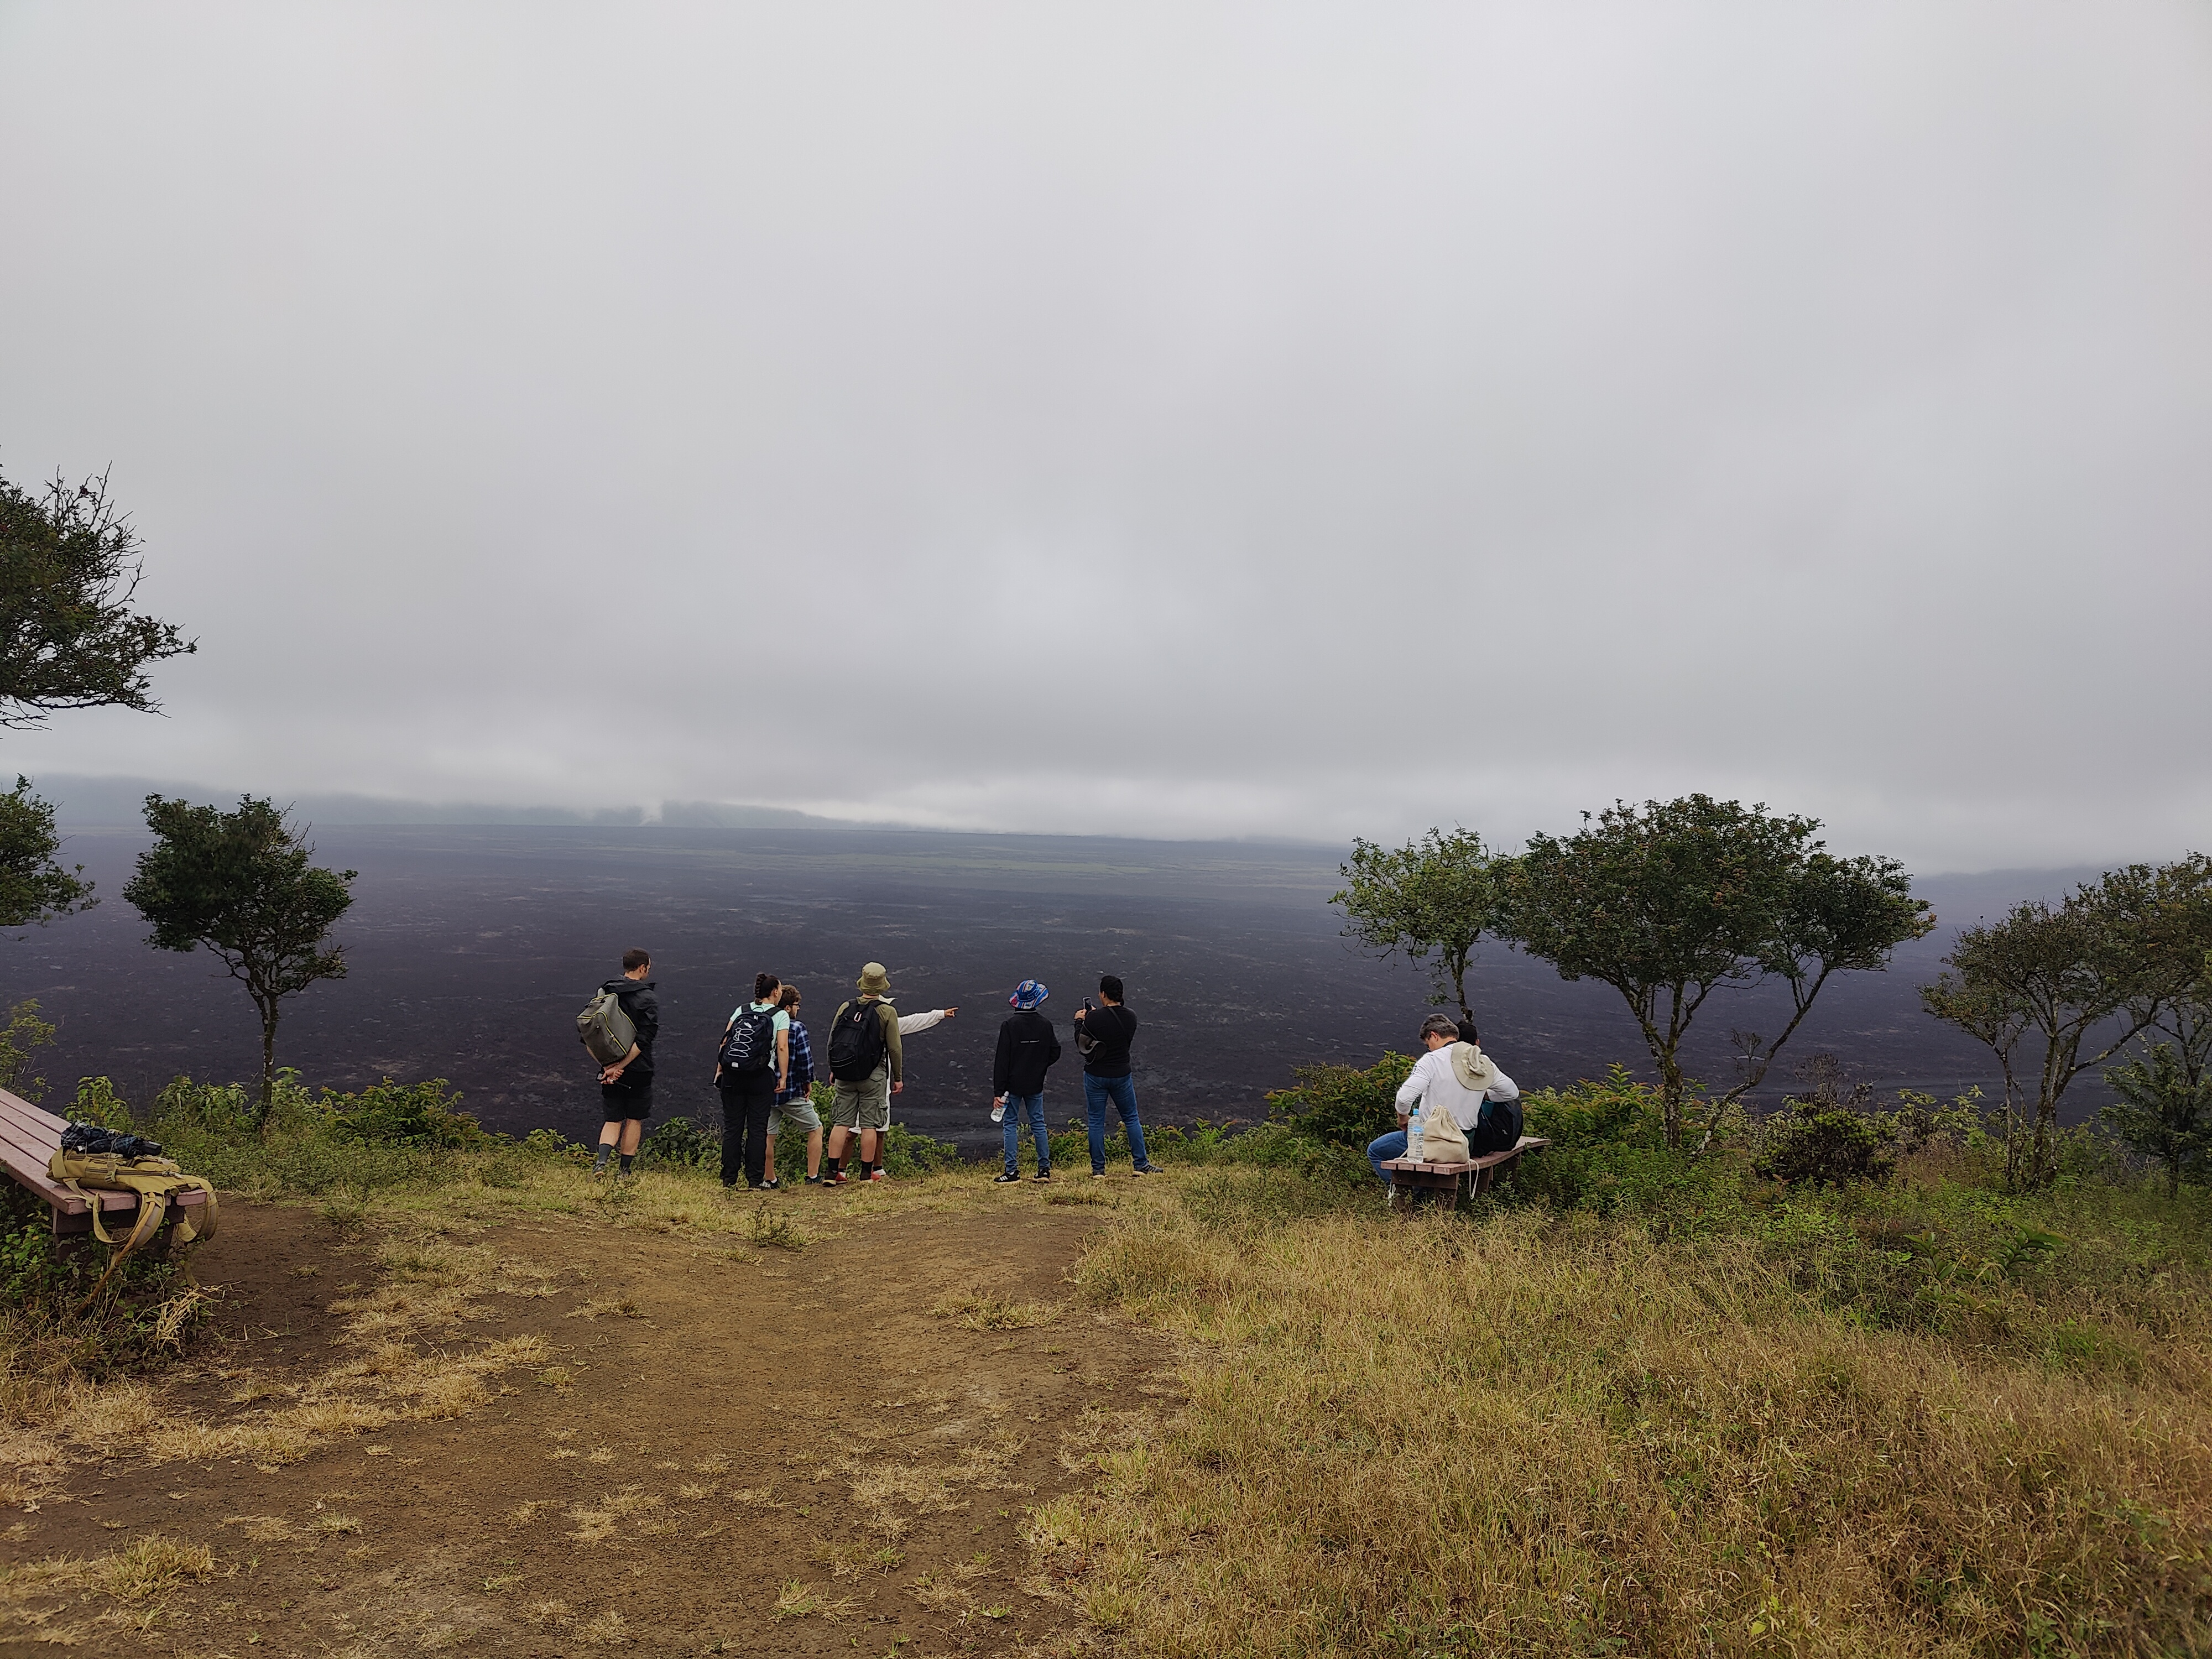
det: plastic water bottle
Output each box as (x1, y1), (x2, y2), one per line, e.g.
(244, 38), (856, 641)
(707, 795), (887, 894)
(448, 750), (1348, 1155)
(1407, 1104), (1423, 1162)
(990, 1097), (1005, 1124)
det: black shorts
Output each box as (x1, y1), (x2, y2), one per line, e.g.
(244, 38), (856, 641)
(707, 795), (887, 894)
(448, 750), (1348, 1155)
(599, 1079), (654, 1123)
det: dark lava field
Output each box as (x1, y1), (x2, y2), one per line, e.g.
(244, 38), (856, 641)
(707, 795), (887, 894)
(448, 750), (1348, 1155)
(3, 825), (2090, 1152)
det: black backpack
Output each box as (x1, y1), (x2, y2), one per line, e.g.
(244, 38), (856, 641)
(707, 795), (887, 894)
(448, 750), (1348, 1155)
(1468, 1094), (1524, 1157)
(825, 999), (888, 1082)
(718, 1005), (779, 1076)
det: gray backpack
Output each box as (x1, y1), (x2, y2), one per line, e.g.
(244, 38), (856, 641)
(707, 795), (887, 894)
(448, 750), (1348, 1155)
(577, 987), (637, 1065)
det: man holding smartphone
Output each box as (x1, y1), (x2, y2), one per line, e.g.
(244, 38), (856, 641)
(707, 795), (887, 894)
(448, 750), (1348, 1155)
(1073, 974), (1157, 1177)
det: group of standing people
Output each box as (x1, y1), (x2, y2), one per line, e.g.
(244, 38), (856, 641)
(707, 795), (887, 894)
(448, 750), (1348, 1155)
(583, 952), (1157, 1186)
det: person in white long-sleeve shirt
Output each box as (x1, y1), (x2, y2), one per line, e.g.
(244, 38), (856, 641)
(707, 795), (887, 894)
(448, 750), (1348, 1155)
(1368, 1014), (1522, 1187)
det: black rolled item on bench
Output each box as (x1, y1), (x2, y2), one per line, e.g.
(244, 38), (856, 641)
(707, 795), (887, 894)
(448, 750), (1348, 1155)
(1380, 1134), (1551, 1213)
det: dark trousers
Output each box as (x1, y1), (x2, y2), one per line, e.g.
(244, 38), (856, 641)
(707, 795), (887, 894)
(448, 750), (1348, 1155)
(718, 1072), (776, 1187)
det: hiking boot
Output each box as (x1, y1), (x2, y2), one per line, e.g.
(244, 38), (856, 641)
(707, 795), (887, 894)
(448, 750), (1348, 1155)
(993, 1172), (1022, 1184)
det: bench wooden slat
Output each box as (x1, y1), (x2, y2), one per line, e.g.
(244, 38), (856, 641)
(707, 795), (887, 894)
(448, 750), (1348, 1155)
(0, 1086), (210, 1234)
(1381, 1135), (1551, 1213)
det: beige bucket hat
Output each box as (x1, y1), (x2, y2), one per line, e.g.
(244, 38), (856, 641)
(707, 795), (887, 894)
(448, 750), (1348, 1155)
(856, 962), (892, 995)
(1450, 1040), (1498, 1095)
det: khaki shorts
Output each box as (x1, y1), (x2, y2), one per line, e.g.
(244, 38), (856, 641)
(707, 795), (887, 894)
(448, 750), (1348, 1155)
(830, 1070), (891, 1131)
(769, 1094), (822, 1134)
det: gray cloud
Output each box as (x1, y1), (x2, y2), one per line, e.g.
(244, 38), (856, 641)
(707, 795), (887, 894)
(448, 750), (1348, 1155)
(3, 2), (2208, 870)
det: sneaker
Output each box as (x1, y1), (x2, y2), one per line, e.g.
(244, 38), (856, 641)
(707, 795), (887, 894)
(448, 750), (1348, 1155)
(1090, 1170), (1107, 1180)
(993, 1172), (1022, 1184)
(825, 1170), (848, 1187)
(1131, 1164), (1160, 1176)
(1032, 1171), (1052, 1183)
(804, 1173), (825, 1186)
(868, 1168), (887, 1183)
(760, 1178), (780, 1191)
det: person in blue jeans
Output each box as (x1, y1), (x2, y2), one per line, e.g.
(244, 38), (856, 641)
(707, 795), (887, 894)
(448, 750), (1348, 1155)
(991, 979), (1061, 1182)
(1074, 974), (1157, 1177)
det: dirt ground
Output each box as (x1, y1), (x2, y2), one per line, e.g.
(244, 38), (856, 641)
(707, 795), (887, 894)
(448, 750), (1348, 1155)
(1, 1182), (1172, 1658)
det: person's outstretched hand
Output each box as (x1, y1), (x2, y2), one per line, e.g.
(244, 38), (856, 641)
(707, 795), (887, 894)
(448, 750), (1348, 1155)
(941, 1006), (958, 1019)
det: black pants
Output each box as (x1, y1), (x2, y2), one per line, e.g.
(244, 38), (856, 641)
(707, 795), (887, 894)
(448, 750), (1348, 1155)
(719, 1072), (777, 1188)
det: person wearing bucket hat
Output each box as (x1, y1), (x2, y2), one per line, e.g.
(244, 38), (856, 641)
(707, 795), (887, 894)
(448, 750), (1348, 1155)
(822, 962), (904, 1183)
(991, 980), (1060, 1183)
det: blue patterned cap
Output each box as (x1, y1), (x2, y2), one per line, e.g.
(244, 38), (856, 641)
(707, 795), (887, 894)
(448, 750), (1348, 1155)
(1009, 979), (1048, 1010)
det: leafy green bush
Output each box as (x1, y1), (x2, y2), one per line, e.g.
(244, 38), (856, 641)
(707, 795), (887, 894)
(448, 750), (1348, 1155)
(69, 1076), (135, 1130)
(1265, 1052), (1415, 1147)
(0, 1000), (55, 1101)
(1510, 1065), (1729, 1218)
(153, 1073), (255, 1133)
(641, 1114), (719, 1170)
(879, 1121), (960, 1177)
(1754, 1100), (1897, 1186)
(523, 1126), (593, 1165)
(325, 1077), (488, 1149)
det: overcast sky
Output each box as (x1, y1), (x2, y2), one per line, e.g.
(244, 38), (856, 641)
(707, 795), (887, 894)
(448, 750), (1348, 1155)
(3, 2), (2208, 872)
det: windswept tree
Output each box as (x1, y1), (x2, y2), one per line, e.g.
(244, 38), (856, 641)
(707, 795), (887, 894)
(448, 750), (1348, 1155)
(0, 464), (193, 924)
(1496, 795), (1932, 1150)
(124, 796), (356, 1124)
(1, 466), (192, 726)
(1920, 860), (2199, 1188)
(1332, 827), (1502, 1031)
(1, 776), (93, 928)
(2104, 1044), (2210, 1199)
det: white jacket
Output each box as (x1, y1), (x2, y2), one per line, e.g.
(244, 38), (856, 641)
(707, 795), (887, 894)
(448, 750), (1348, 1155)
(1394, 1044), (1519, 1133)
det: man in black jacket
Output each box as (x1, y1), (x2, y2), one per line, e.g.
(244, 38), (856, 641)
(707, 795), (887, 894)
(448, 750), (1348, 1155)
(593, 948), (659, 1178)
(1073, 974), (1158, 1177)
(991, 978), (1061, 1183)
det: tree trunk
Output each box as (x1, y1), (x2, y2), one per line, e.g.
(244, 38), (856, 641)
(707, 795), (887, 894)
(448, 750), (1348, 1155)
(1657, 1048), (1686, 1150)
(258, 1003), (280, 1130)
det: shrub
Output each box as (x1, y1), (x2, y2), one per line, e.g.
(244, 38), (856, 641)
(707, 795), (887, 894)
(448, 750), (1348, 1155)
(1755, 1100), (1898, 1186)
(878, 1122), (960, 1178)
(523, 1127), (593, 1165)
(1264, 1051), (1415, 1147)
(152, 1073), (254, 1134)
(0, 999), (55, 1100)
(641, 1115), (719, 1170)
(325, 1078), (489, 1150)
(1510, 1065), (1727, 1218)
(70, 1076), (135, 1130)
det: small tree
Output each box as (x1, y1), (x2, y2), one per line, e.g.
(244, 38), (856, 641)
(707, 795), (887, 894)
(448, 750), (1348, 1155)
(1, 465), (192, 925)
(1, 466), (193, 728)
(1497, 796), (1932, 1150)
(123, 796), (356, 1124)
(0, 777), (92, 927)
(2103, 1044), (2210, 1198)
(1331, 827), (1501, 1030)
(1921, 862), (2190, 1189)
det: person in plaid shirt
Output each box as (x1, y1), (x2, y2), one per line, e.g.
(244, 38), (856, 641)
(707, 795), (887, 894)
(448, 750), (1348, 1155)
(762, 984), (823, 1186)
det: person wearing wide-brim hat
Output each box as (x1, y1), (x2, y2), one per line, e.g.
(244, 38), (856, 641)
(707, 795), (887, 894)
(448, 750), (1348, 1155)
(823, 962), (904, 1184)
(992, 979), (1060, 1183)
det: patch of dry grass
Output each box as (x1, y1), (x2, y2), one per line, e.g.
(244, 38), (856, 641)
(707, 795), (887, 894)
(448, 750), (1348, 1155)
(1044, 1169), (2212, 1658)
(773, 1580), (855, 1621)
(931, 1288), (1060, 1331)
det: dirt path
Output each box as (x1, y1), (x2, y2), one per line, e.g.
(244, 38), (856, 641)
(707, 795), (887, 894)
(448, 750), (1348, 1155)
(2, 1184), (1170, 1657)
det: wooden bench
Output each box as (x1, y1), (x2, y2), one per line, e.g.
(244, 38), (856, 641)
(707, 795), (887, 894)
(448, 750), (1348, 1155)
(1381, 1135), (1551, 1213)
(0, 1087), (211, 1238)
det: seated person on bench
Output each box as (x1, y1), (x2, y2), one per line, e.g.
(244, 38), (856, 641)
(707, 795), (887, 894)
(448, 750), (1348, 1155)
(1366, 1014), (1522, 1187)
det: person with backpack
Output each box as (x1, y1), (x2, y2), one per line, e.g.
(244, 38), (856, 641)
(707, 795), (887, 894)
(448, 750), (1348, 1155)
(1366, 1015), (1522, 1190)
(714, 972), (790, 1191)
(763, 983), (823, 1188)
(822, 962), (903, 1185)
(992, 979), (1060, 1183)
(1074, 974), (1158, 1177)
(589, 948), (659, 1178)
